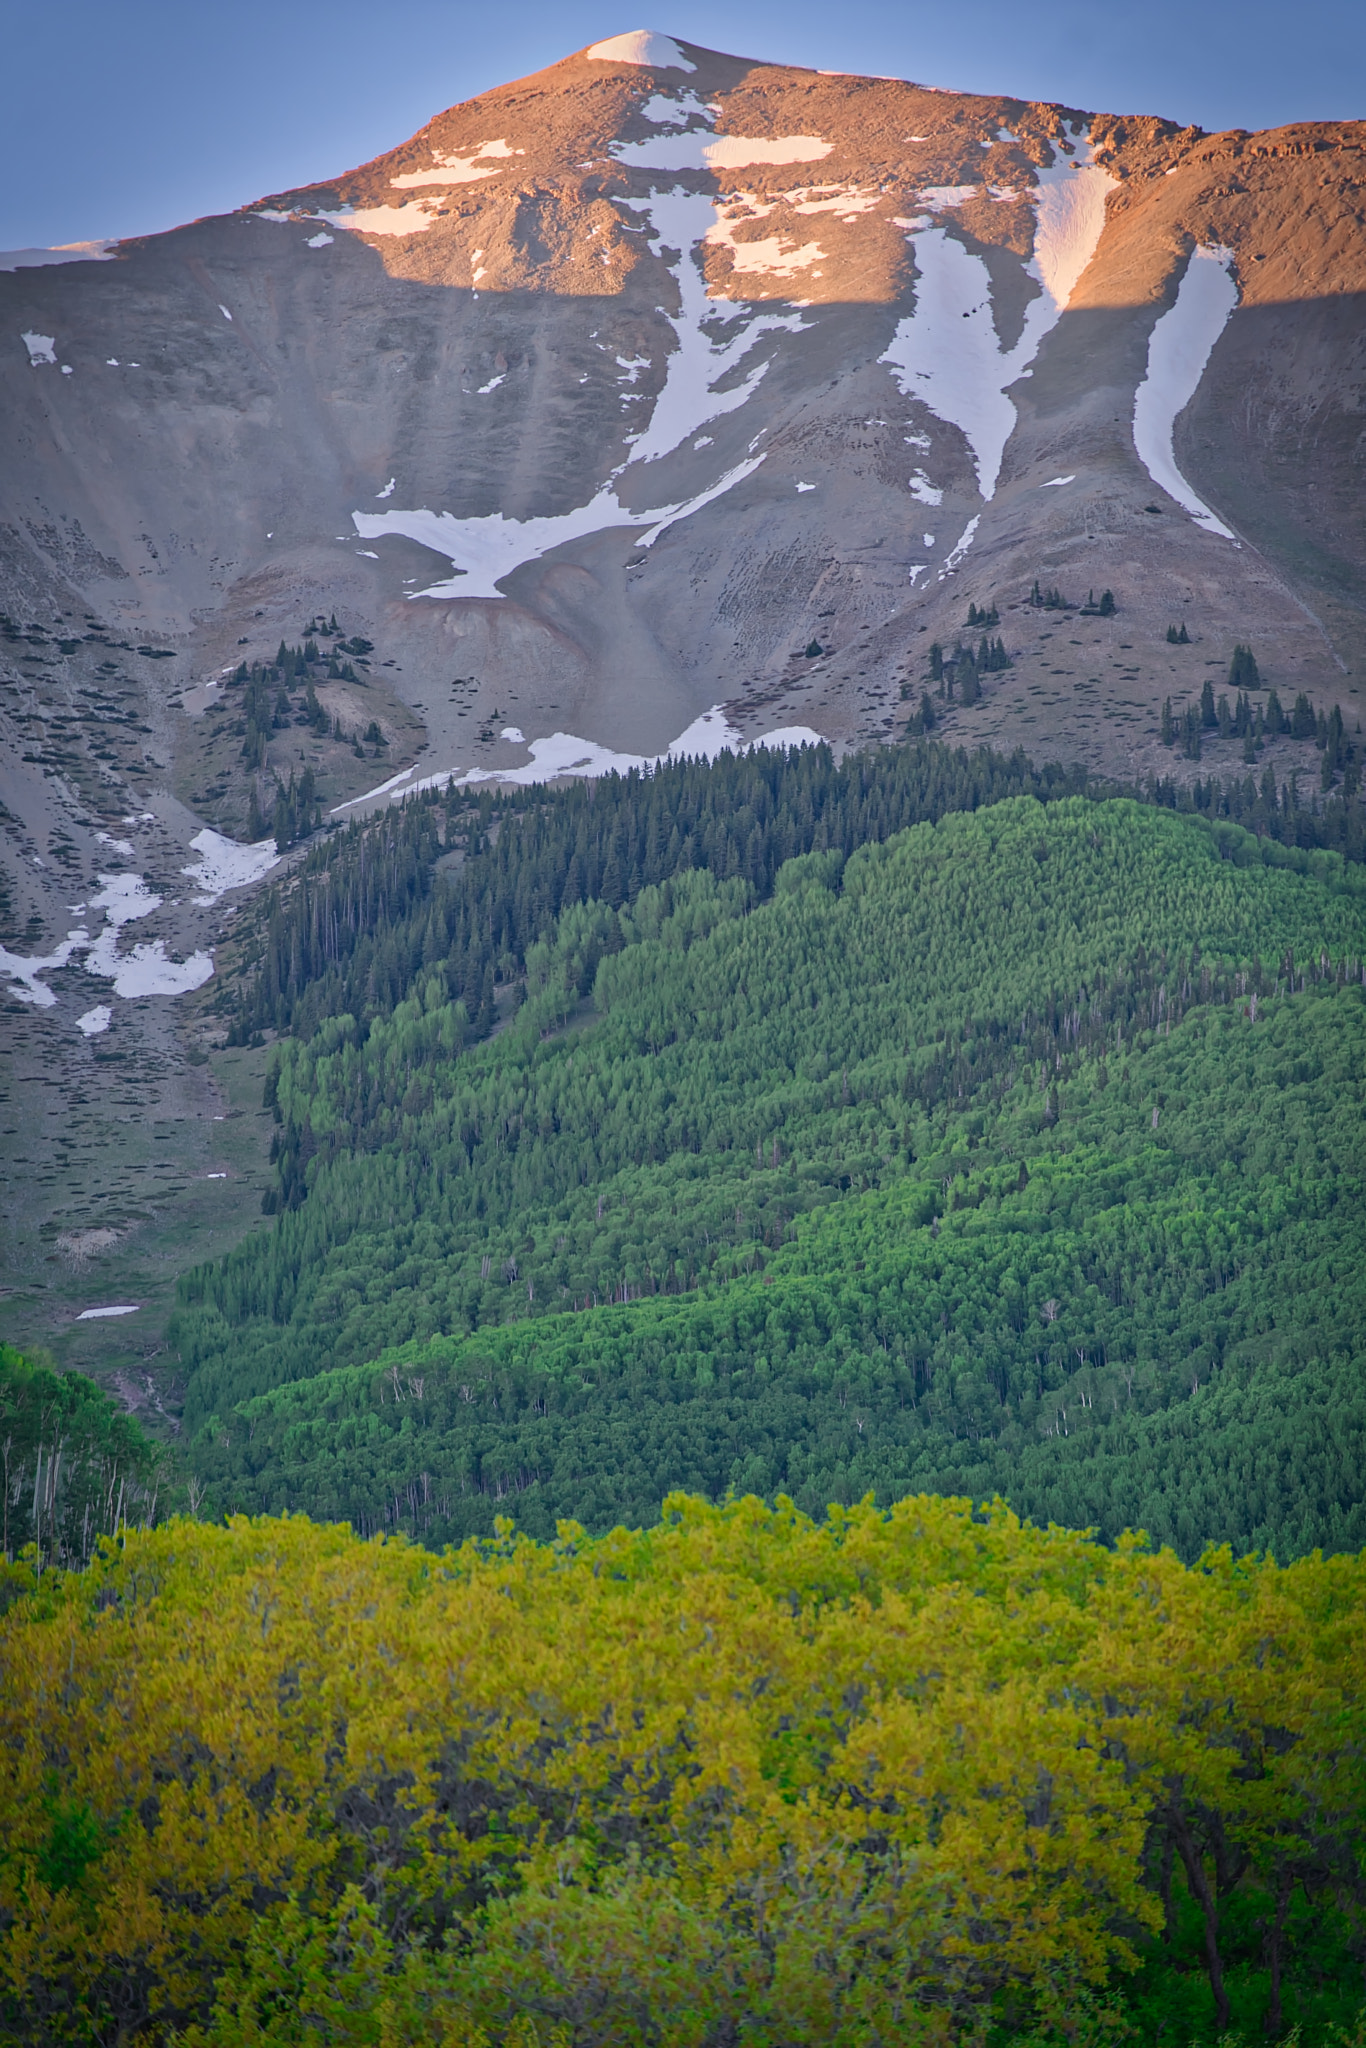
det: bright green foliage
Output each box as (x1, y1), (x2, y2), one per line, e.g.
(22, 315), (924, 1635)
(0, 1346), (161, 1568)
(173, 799), (1366, 1558)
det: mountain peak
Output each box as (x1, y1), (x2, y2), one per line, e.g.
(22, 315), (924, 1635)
(584, 30), (698, 73)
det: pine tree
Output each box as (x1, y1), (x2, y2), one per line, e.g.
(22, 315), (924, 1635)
(928, 642), (944, 683)
(1161, 698), (1175, 746)
(1200, 678), (1217, 729)
(1291, 693), (1316, 741)
(1098, 589), (1116, 616)
(1229, 644), (1261, 690)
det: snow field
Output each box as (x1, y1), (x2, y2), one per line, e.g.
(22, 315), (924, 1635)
(181, 828), (280, 906)
(586, 31), (696, 71)
(334, 705), (823, 813)
(1132, 246), (1239, 540)
(0, 241), (117, 272)
(390, 140), (520, 188)
(0, 829), (267, 1015)
(880, 134), (1116, 510)
(612, 132), (833, 172)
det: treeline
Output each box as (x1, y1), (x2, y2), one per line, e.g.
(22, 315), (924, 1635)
(222, 736), (1366, 1052)
(1162, 684), (1358, 794)
(224, 740), (1097, 1044)
(2, 1501), (1363, 2045)
(0, 1346), (161, 1568)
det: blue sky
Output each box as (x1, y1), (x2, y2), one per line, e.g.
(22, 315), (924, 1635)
(3, 0), (1362, 248)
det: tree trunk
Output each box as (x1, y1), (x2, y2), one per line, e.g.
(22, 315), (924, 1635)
(1168, 1803), (1231, 2030)
(1263, 1869), (1294, 2037)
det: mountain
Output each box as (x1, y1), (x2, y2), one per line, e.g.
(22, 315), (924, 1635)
(1, 32), (1363, 1357)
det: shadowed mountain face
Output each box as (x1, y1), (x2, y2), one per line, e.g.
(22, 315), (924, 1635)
(0, 35), (1363, 1326)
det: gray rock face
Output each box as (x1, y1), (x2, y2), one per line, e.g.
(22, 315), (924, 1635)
(1, 35), (1362, 1319)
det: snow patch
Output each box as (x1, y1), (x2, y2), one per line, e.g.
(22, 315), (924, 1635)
(909, 470), (943, 505)
(612, 131), (833, 171)
(500, 725), (526, 742)
(309, 201), (438, 238)
(76, 1005), (112, 1036)
(306, 232), (334, 248)
(0, 930), (90, 1006)
(619, 189), (806, 458)
(391, 140), (519, 188)
(356, 457), (764, 600)
(376, 478), (395, 498)
(586, 31), (696, 71)
(84, 873), (214, 999)
(639, 91), (712, 125)
(0, 240), (117, 272)
(76, 1304), (140, 1320)
(181, 828), (280, 905)
(1041, 474), (1076, 486)
(21, 331), (56, 365)
(940, 515), (981, 576)
(919, 185), (978, 210)
(881, 135), (1115, 500)
(335, 703), (820, 811)
(1132, 245), (1239, 540)
(787, 185), (881, 216)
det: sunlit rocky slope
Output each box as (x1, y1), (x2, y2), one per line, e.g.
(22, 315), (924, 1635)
(1, 29), (1363, 1340)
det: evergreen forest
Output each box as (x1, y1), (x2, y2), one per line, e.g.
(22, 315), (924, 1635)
(5, 731), (1366, 2047)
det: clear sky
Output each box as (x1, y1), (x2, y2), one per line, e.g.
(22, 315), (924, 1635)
(3, 0), (1362, 249)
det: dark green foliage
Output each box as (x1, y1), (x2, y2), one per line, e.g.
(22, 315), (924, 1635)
(1029, 581), (1072, 610)
(1167, 622), (1191, 645)
(270, 769), (320, 852)
(1229, 643), (1262, 690)
(803, 638), (822, 658)
(1292, 692), (1317, 741)
(1079, 589), (1116, 616)
(1201, 678), (1218, 729)
(221, 740), (1100, 1047)
(0, 1346), (162, 1567)
(966, 602), (999, 628)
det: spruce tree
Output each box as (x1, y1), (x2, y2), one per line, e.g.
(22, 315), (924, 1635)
(1229, 644), (1260, 690)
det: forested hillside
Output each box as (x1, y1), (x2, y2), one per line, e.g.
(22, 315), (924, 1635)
(175, 794), (1366, 1559)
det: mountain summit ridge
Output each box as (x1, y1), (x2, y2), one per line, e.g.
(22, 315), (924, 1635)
(0, 36), (1362, 1206)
